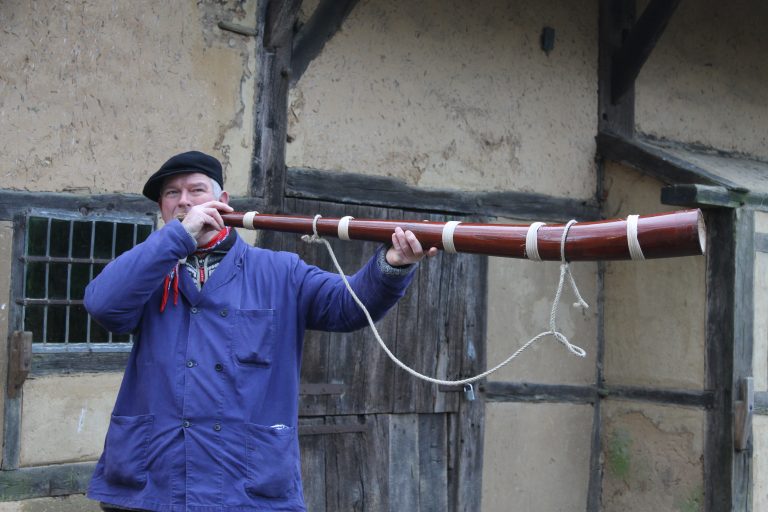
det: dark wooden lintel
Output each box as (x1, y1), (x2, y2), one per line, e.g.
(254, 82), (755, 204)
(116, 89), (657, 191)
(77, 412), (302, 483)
(0, 190), (156, 221)
(291, 0), (360, 85)
(30, 352), (130, 376)
(661, 184), (747, 209)
(482, 381), (715, 408)
(481, 382), (596, 404)
(0, 462), (94, 501)
(286, 167), (599, 222)
(611, 0), (682, 104)
(597, 131), (736, 187)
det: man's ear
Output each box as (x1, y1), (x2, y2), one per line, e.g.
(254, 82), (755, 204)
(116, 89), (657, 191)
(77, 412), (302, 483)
(219, 190), (230, 204)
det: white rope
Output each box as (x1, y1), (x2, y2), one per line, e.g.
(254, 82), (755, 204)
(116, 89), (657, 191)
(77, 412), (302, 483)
(626, 214), (645, 261)
(525, 222), (546, 261)
(242, 211), (258, 230)
(338, 216), (354, 241)
(302, 215), (587, 386)
(441, 221), (462, 254)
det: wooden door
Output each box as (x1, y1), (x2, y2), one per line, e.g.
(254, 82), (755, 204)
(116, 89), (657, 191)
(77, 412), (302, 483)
(265, 199), (486, 511)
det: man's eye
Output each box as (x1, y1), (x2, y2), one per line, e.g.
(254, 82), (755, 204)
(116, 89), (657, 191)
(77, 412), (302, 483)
(164, 190), (179, 197)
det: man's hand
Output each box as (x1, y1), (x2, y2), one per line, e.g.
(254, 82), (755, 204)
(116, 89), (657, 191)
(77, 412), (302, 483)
(386, 227), (439, 266)
(179, 201), (234, 245)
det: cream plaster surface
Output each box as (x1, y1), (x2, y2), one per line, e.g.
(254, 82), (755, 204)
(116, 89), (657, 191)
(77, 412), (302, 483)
(487, 224), (598, 384)
(481, 402), (592, 512)
(0, 495), (100, 512)
(0, 0), (256, 196)
(0, 222), (13, 452)
(755, 251), (768, 392)
(287, 0), (597, 199)
(636, 0), (768, 161)
(602, 162), (706, 389)
(19, 372), (122, 467)
(602, 400), (704, 512)
(754, 415), (768, 511)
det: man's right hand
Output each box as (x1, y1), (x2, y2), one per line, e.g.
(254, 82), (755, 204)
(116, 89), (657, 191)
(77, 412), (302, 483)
(179, 201), (234, 245)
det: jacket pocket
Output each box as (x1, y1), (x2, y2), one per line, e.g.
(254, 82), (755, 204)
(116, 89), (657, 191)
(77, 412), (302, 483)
(245, 422), (298, 498)
(103, 414), (154, 489)
(231, 309), (276, 366)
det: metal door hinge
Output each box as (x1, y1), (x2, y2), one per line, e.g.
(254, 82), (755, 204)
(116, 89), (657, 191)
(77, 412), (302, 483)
(7, 331), (32, 398)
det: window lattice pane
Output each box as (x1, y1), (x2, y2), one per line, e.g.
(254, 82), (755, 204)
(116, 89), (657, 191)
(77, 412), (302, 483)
(27, 217), (48, 256)
(69, 304), (88, 343)
(46, 305), (67, 343)
(48, 262), (69, 299)
(49, 219), (70, 257)
(24, 305), (45, 342)
(137, 224), (152, 244)
(72, 221), (92, 258)
(25, 262), (46, 299)
(94, 222), (113, 259)
(115, 223), (135, 257)
(70, 263), (90, 300)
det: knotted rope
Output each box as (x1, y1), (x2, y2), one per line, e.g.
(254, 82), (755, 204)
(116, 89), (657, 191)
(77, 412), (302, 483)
(301, 215), (587, 386)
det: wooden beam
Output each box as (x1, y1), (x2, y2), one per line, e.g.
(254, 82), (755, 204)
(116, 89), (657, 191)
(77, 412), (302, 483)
(481, 382), (597, 404)
(252, 0), (302, 248)
(661, 184), (748, 209)
(598, 0), (635, 136)
(286, 167), (599, 221)
(0, 462), (95, 501)
(291, 0), (360, 85)
(596, 131), (736, 187)
(704, 209), (737, 511)
(611, 0), (682, 104)
(0, 190), (156, 221)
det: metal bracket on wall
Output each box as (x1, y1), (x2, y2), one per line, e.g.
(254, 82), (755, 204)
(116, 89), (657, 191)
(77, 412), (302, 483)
(6, 331), (32, 399)
(734, 376), (754, 451)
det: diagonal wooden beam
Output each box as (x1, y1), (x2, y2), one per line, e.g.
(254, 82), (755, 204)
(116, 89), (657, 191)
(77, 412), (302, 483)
(611, 0), (682, 104)
(291, 0), (360, 85)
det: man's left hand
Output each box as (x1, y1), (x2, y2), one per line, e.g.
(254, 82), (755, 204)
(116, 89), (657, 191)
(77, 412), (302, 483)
(386, 227), (439, 266)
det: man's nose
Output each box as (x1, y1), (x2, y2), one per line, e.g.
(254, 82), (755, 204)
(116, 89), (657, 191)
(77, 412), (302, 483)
(178, 189), (192, 205)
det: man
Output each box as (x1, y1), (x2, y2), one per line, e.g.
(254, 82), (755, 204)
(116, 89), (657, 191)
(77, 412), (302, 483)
(85, 151), (435, 511)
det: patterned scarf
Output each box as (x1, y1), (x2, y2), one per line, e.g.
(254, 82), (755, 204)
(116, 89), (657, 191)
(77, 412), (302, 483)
(159, 227), (234, 312)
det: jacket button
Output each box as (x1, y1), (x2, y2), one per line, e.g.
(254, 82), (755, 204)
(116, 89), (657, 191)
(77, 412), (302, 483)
(220, 309), (228, 317)
(215, 363), (223, 372)
(186, 360), (195, 368)
(213, 423), (222, 432)
(191, 307), (198, 314)
(182, 420), (191, 428)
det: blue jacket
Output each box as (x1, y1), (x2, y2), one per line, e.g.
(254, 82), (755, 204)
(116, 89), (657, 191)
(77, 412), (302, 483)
(85, 221), (414, 511)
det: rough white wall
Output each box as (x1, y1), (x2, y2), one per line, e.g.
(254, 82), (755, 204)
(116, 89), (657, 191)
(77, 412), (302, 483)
(19, 373), (122, 466)
(487, 235), (598, 385)
(602, 162), (706, 389)
(754, 415), (768, 511)
(287, 0), (598, 199)
(636, 0), (768, 161)
(602, 400), (704, 512)
(0, 0), (256, 196)
(482, 402), (592, 512)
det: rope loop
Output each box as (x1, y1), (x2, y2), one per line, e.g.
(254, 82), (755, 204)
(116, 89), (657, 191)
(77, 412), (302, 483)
(300, 214), (588, 386)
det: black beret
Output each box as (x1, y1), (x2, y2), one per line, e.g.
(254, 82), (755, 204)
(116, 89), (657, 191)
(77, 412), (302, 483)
(142, 151), (224, 202)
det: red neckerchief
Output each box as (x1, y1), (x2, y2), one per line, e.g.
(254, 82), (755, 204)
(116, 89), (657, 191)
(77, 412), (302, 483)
(159, 227), (232, 312)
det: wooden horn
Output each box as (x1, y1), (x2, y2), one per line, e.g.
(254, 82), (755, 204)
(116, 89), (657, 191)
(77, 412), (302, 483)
(207, 209), (706, 262)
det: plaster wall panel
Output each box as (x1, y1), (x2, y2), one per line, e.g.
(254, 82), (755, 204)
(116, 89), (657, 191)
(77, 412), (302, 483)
(753, 415), (768, 511)
(602, 163), (706, 389)
(601, 400), (705, 512)
(481, 402), (592, 512)
(0, 0), (256, 196)
(487, 224), (598, 384)
(287, 0), (598, 199)
(635, 0), (768, 161)
(0, 222), (12, 448)
(0, 495), (100, 512)
(19, 373), (122, 467)
(755, 251), (768, 391)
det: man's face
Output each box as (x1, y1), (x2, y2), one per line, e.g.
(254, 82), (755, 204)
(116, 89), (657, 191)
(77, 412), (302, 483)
(158, 172), (224, 223)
